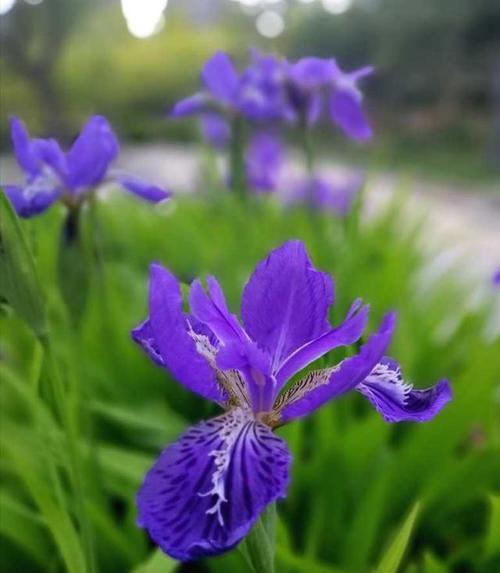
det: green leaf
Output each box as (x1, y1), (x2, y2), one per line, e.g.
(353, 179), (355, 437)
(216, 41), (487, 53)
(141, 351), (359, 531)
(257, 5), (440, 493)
(0, 491), (52, 568)
(485, 495), (500, 558)
(0, 191), (48, 336)
(374, 503), (420, 573)
(130, 549), (178, 573)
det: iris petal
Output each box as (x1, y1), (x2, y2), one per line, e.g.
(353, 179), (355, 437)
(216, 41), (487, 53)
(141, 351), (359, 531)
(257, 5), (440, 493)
(66, 115), (119, 189)
(329, 90), (372, 142)
(4, 184), (59, 218)
(242, 240), (334, 370)
(137, 408), (290, 561)
(275, 300), (369, 387)
(147, 264), (223, 404)
(118, 176), (171, 203)
(357, 357), (452, 422)
(201, 51), (239, 107)
(277, 312), (396, 423)
(189, 276), (247, 346)
(10, 117), (39, 176)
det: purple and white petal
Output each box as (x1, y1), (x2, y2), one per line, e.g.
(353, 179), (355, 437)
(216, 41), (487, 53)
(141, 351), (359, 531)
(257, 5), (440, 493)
(276, 312), (396, 423)
(242, 240), (334, 370)
(66, 115), (119, 189)
(148, 264), (223, 404)
(329, 90), (372, 142)
(118, 176), (171, 203)
(131, 319), (164, 366)
(275, 300), (369, 387)
(137, 408), (291, 561)
(4, 184), (59, 218)
(357, 358), (452, 422)
(201, 51), (240, 107)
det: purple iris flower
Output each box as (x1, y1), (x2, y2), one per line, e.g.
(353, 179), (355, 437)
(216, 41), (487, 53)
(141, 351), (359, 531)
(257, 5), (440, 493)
(288, 57), (374, 141)
(132, 240), (451, 561)
(4, 116), (170, 218)
(171, 51), (291, 139)
(245, 132), (284, 193)
(286, 173), (364, 216)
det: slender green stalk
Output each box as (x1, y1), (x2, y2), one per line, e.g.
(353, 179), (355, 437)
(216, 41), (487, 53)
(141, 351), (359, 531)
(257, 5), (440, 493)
(229, 115), (248, 197)
(301, 119), (315, 177)
(240, 504), (277, 573)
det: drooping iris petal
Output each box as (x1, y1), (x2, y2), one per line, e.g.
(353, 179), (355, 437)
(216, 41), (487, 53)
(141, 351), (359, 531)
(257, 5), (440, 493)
(118, 176), (171, 203)
(10, 116), (39, 176)
(242, 240), (334, 370)
(137, 408), (291, 561)
(66, 115), (119, 189)
(246, 132), (284, 193)
(148, 264), (223, 404)
(275, 300), (369, 387)
(201, 51), (239, 107)
(189, 276), (247, 346)
(276, 312), (396, 423)
(357, 358), (452, 422)
(171, 93), (209, 117)
(200, 113), (230, 149)
(329, 89), (372, 141)
(4, 184), (60, 218)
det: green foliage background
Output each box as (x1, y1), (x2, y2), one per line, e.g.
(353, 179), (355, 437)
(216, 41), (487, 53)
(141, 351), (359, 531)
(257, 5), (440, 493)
(1, 183), (499, 573)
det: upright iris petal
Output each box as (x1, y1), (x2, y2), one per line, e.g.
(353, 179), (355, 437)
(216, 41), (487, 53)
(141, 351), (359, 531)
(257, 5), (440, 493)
(66, 115), (119, 189)
(201, 51), (240, 107)
(9, 117), (40, 176)
(241, 240), (333, 368)
(132, 240), (451, 562)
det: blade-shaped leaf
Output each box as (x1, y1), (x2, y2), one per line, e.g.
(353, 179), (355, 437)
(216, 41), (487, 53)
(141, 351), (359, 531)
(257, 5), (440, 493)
(374, 503), (420, 573)
(0, 191), (48, 336)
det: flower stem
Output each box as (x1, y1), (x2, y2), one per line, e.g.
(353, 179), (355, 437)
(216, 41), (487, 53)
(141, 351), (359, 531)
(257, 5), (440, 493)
(301, 118), (315, 177)
(57, 206), (91, 324)
(240, 504), (277, 573)
(229, 115), (248, 197)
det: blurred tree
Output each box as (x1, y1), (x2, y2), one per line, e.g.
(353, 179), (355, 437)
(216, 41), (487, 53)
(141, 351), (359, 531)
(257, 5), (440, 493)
(288, 0), (500, 130)
(0, 0), (102, 136)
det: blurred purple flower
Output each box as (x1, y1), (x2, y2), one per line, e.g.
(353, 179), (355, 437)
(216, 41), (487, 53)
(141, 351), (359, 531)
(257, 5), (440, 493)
(493, 268), (500, 288)
(288, 57), (373, 141)
(200, 114), (231, 149)
(245, 132), (284, 193)
(286, 173), (364, 216)
(132, 240), (451, 561)
(4, 116), (170, 218)
(171, 50), (291, 126)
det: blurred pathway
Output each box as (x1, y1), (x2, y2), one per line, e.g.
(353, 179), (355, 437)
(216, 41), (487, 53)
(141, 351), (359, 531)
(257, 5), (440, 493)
(1, 143), (499, 282)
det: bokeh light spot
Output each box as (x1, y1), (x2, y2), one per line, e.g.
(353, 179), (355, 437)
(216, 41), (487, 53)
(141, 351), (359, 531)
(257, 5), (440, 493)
(256, 10), (285, 38)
